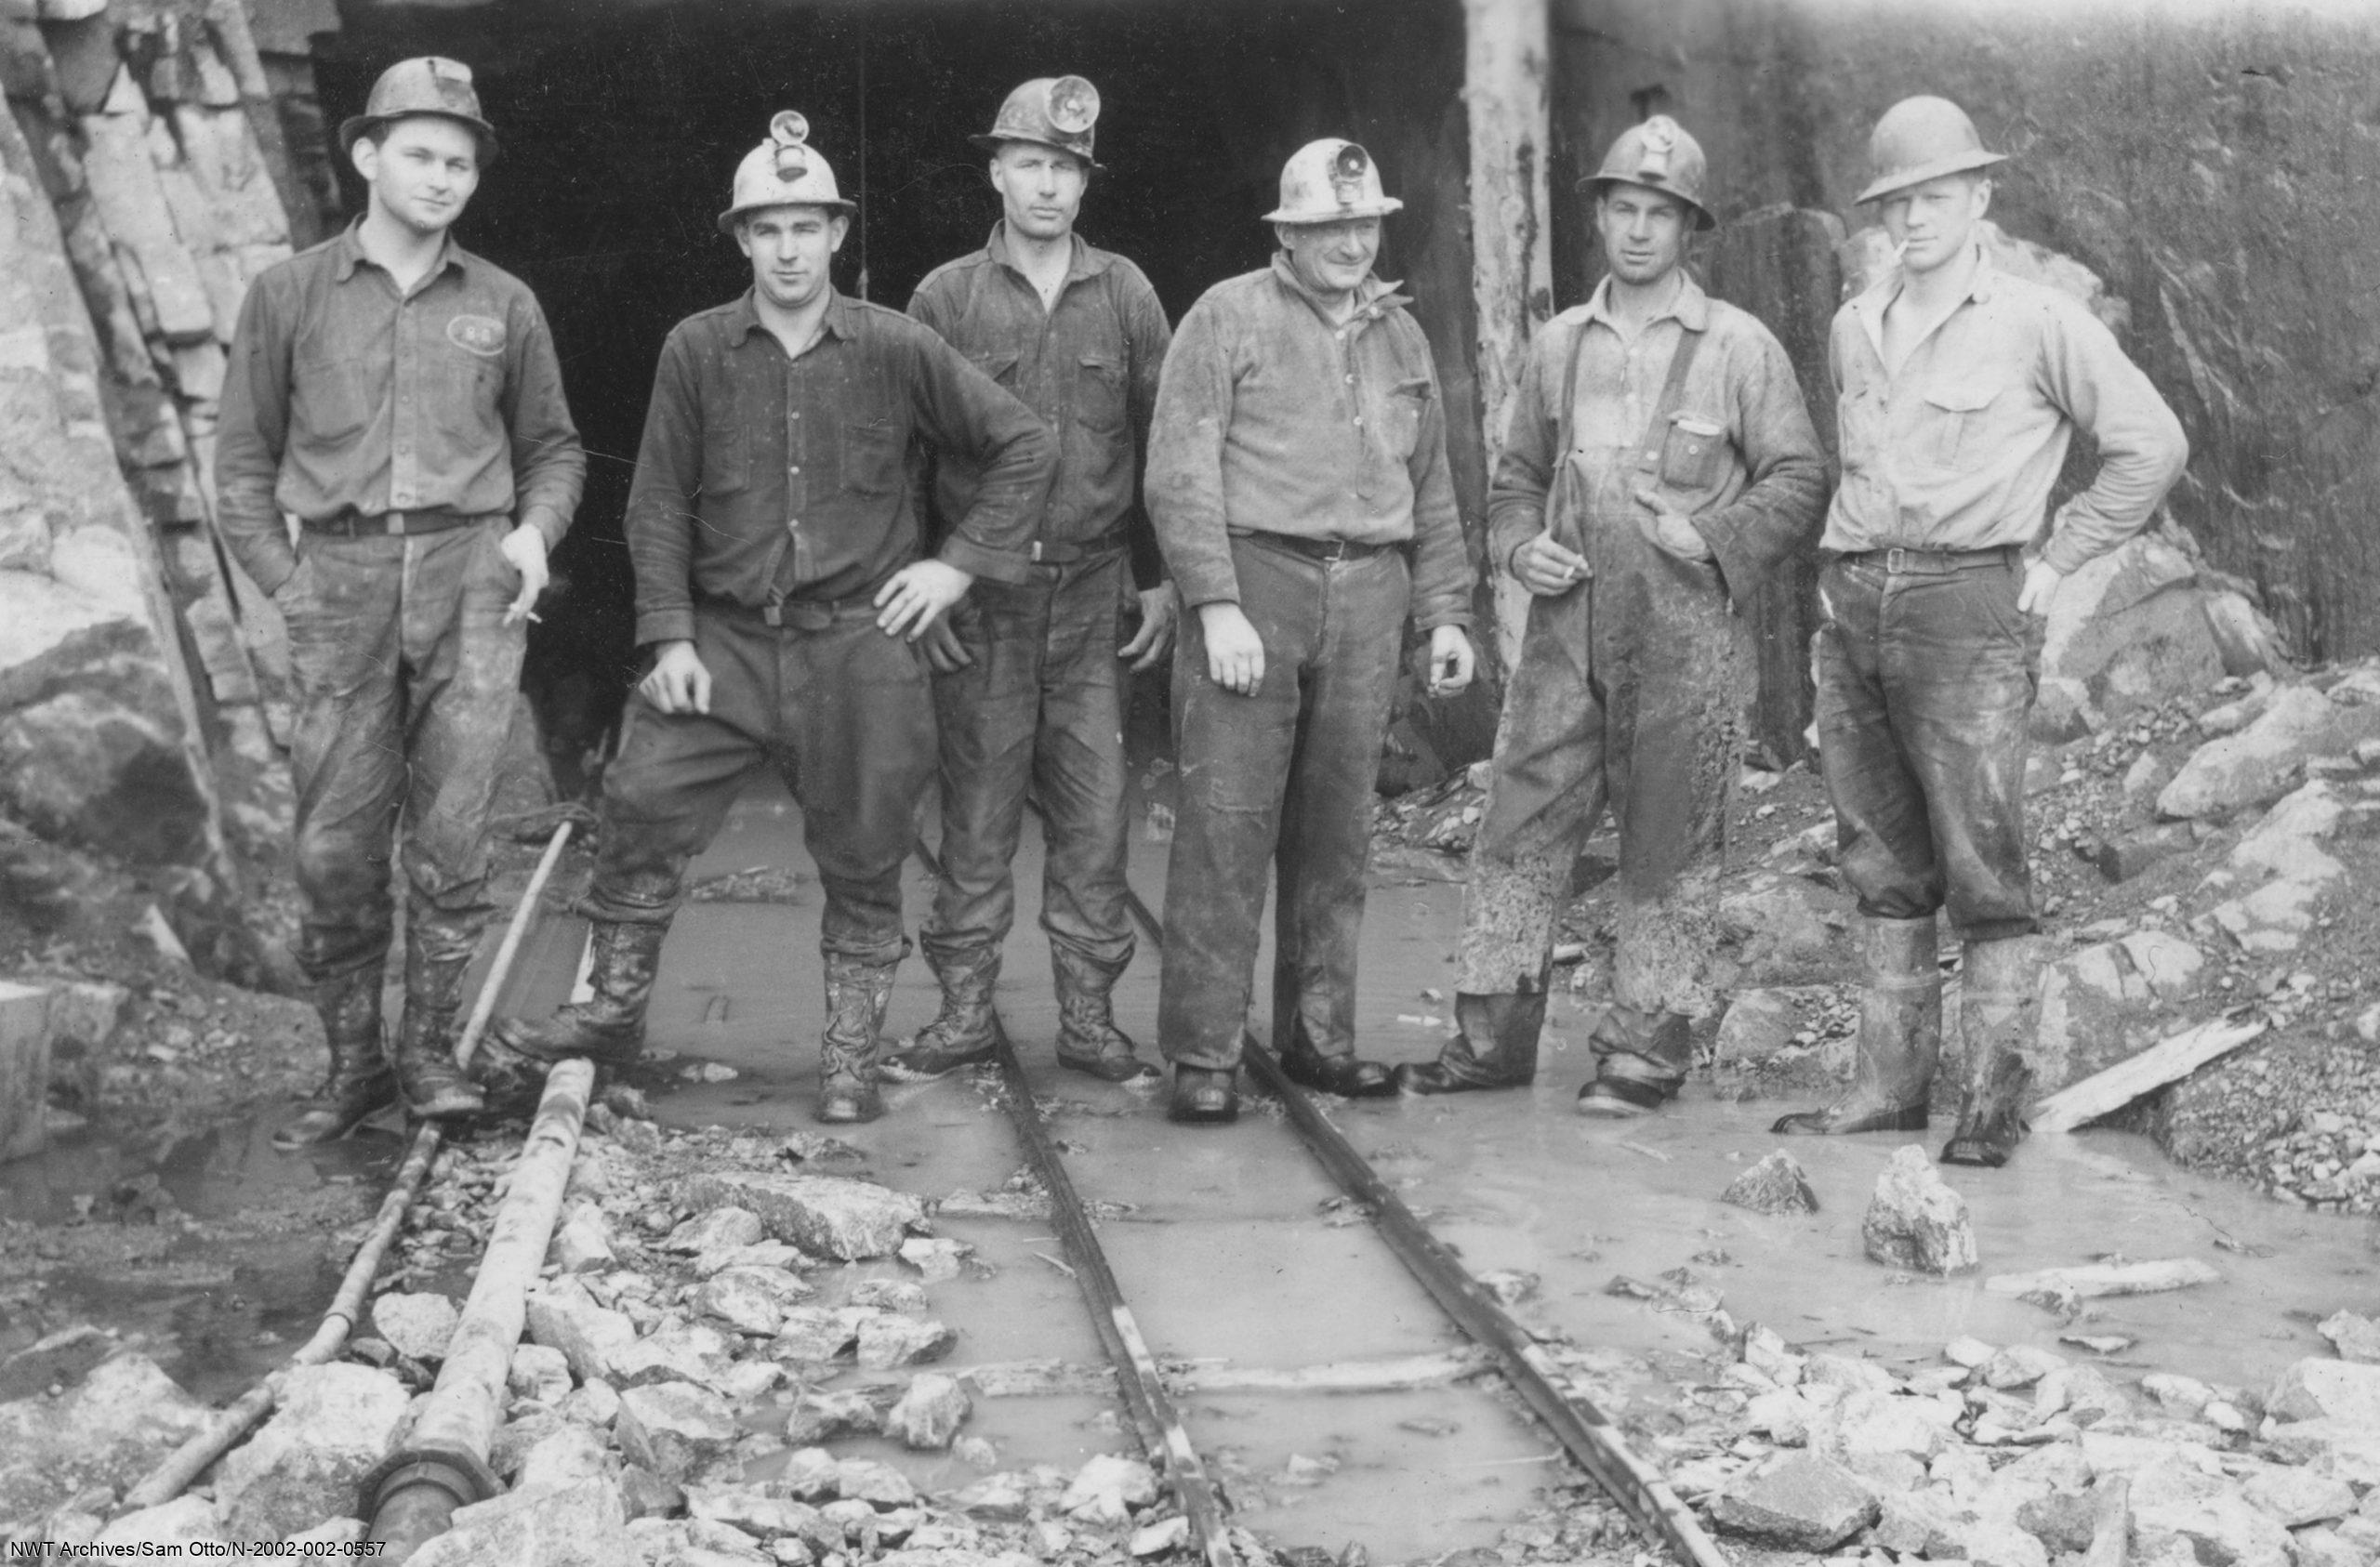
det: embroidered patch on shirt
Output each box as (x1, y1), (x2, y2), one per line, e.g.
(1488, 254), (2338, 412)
(447, 314), (507, 357)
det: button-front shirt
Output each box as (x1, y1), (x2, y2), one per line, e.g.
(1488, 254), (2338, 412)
(216, 223), (587, 595)
(1145, 256), (1472, 630)
(908, 227), (1172, 587)
(624, 289), (1052, 648)
(1823, 247), (2188, 573)
(1488, 274), (1826, 612)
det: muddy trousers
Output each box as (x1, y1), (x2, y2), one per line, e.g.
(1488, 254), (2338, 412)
(1158, 540), (1409, 1072)
(924, 549), (1135, 982)
(281, 522), (524, 1006)
(583, 603), (935, 968)
(1453, 562), (1742, 1091)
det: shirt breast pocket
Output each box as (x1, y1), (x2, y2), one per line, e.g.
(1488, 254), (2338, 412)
(968, 349), (1021, 390)
(1657, 414), (1729, 490)
(430, 348), (502, 446)
(1918, 379), (2001, 468)
(1386, 376), (1433, 460)
(1076, 354), (1126, 435)
(292, 355), (371, 444)
(840, 417), (902, 497)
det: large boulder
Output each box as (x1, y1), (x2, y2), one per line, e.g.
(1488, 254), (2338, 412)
(525, 1278), (638, 1384)
(2126, 1457), (2291, 1567)
(2034, 532), (2227, 742)
(684, 1171), (926, 1260)
(2267, 1358), (2380, 1425)
(2202, 781), (2349, 954)
(2159, 685), (2380, 820)
(2031, 929), (2206, 1088)
(0, 1350), (212, 1523)
(407, 1477), (633, 1567)
(1715, 874), (1856, 985)
(1710, 1453), (1879, 1551)
(214, 1363), (409, 1541)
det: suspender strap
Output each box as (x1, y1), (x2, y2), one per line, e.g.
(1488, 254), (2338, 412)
(1540, 311), (1706, 559)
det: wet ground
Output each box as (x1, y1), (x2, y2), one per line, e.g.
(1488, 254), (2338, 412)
(7, 772), (2376, 1555)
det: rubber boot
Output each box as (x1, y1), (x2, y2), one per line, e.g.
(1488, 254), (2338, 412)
(486, 918), (669, 1068)
(1576, 1007), (1691, 1118)
(1941, 935), (2044, 1167)
(274, 968), (397, 1150)
(393, 945), (484, 1120)
(1052, 945), (1161, 1087)
(1395, 991), (1544, 1095)
(818, 951), (896, 1125)
(1773, 914), (1941, 1135)
(881, 945), (999, 1082)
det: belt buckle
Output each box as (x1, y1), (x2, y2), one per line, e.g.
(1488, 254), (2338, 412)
(1884, 546), (1909, 574)
(1029, 541), (1045, 563)
(763, 602), (784, 628)
(382, 511), (405, 535)
(1322, 536), (1350, 562)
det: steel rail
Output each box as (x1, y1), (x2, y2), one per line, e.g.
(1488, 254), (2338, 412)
(1115, 881), (1731, 1567)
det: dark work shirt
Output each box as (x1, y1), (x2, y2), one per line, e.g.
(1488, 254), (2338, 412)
(625, 289), (1053, 647)
(216, 223), (586, 596)
(908, 227), (1171, 588)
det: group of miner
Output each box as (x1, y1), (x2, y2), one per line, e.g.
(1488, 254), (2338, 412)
(218, 58), (2186, 1169)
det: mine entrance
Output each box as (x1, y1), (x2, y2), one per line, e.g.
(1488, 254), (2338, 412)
(311, 0), (1475, 774)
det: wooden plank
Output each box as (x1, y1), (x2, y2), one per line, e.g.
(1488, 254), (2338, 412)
(2030, 1015), (2268, 1136)
(1985, 1259), (2221, 1301)
(0, 981), (53, 1164)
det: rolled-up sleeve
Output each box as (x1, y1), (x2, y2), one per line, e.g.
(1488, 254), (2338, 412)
(909, 333), (1050, 585)
(2036, 300), (2189, 574)
(1145, 296), (1240, 609)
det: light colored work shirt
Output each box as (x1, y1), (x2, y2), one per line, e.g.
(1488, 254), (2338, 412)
(1821, 248), (2188, 573)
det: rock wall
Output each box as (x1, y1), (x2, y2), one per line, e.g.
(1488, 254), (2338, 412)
(0, 0), (311, 963)
(1554, 0), (2380, 667)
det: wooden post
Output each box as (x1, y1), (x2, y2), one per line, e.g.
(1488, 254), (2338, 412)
(0, 981), (53, 1163)
(1463, 0), (1554, 671)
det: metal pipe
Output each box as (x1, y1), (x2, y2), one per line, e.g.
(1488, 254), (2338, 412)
(116, 823), (575, 1516)
(366, 1057), (596, 1559)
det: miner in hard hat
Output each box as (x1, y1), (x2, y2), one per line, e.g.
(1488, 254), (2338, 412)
(1144, 138), (1476, 1125)
(1771, 96), (2186, 1164)
(886, 77), (1175, 1088)
(1399, 115), (1826, 1114)
(484, 113), (1053, 1125)
(215, 57), (585, 1147)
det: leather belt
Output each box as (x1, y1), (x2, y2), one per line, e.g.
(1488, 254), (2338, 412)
(1237, 531), (1393, 563)
(1834, 544), (2020, 575)
(305, 509), (503, 538)
(1028, 523), (1129, 566)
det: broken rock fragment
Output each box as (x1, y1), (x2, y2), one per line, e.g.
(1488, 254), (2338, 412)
(2267, 1357), (2380, 1425)
(2317, 1309), (2380, 1364)
(857, 1313), (958, 1369)
(368, 1291), (459, 1363)
(888, 1372), (972, 1450)
(1721, 1150), (1820, 1215)
(695, 1265), (813, 1337)
(1860, 1145), (1978, 1274)
(0, 1351), (214, 1521)
(686, 1171), (924, 1260)
(784, 1389), (882, 1444)
(214, 1363), (410, 1540)
(525, 1278), (639, 1384)
(615, 1381), (738, 1481)
(1063, 1452), (1160, 1525)
(1709, 1452), (1878, 1551)
(666, 1205), (765, 1255)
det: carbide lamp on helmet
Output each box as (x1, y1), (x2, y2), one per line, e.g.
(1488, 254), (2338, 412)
(1857, 97), (2005, 204)
(339, 56), (497, 161)
(717, 111), (855, 234)
(1264, 138), (1402, 225)
(971, 75), (1104, 169)
(1579, 114), (1713, 231)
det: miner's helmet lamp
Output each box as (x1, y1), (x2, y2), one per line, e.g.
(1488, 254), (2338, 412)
(970, 75), (1104, 169)
(339, 55), (498, 162)
(717, 110), (855, 235)
(1265, 138), (1404, 225)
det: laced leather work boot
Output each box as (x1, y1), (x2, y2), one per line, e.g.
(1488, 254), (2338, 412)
(487, 918), (670, 1069)
(1576, 1007), (1690, 1118)
(393, 944), (484, 1120)
(274, 968), (397, 1150)
(881, 945), (998, 1082)
(1276, 1023), (1397, 1100)
(1052, 945), (1160, 1087)
(818, 951), (897, 1125)
(1395, 990), (1544, 1095)
(1168, 1066), (1238, 1126)
(1941, 935), (2044, 1168)
(1773, 914), (1941, 1135)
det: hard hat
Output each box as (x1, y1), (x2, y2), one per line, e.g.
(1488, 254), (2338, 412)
(1265, 138), (1403, 225)
(717, 112), (855, 235)
(339, 57), (497, 161)
(970, 76), (1104, 170)
(1579, 115), (1714, 231)
(1857, 96), (2006, 204)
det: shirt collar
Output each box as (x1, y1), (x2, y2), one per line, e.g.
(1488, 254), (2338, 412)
(1268, 252), (1410, 327)
(331, 219), (464, 285)
(1580, 270), (1709, 333)
(729, 286), (857, 346)
(986, 224), (1111, 285)
(1849, 242), (1997, 360)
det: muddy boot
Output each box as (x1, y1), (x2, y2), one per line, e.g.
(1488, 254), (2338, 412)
(1942, 935), (2045, 1167)
(1168, 1066), (1238, 1126)
(1395, 991), (1544, 1095)
(274, 968), (397, 1150)
(393, 946), (484, 1120)
(1052, 945), (1160, 1087)
(486, 919), (670, 1069)
(882, 945), (1000, 1082)
(1576, 1007), (1691, 1118)
(1773, 914), (1941, 1135)
(818, 952), (896, 1125)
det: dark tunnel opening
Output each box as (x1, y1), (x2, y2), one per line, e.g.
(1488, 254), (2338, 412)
(311, 0), (1473, 785)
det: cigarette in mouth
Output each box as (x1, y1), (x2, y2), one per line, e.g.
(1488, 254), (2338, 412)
(1888, 237), (1911, 265)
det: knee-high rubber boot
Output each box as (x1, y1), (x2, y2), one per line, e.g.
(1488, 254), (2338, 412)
(1395, 990), (1545, 1094)
(882, 945), (999, 1082)
(1052, 945), (1160, 1087)
(1773, 915), (1941, 1135)
(486, 919), (670, 1068)
(1941, 935), (2045, 1167)
(393, 946), (484, 1120)
(274, 968), (397, 1150)
(818, 952), (896, 1125)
